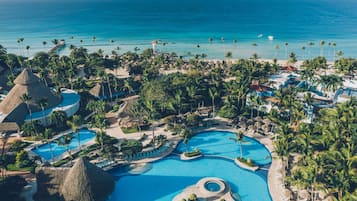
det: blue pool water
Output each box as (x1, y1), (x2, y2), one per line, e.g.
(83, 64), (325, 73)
(26, 90), (80, 119)
(109, 131), (272, 201)
(204, 181), (221, 192)
(0, 0), (356, 59)
(32, 129), (95, 161)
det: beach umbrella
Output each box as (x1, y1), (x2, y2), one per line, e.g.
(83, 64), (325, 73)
(263, 118), (272, 125)
(254, 116), (263, 122)
(262, 124), (270, 132)
(247, 119), (254, 126)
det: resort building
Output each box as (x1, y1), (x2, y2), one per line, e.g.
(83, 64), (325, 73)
(89, 81), (123, 100)
(0, 68), (80, 126)
(34, 158), (115, 201)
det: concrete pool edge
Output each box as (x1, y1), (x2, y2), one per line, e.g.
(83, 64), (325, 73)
(26, 126), (96, 162)
(173, 177), (234, 201)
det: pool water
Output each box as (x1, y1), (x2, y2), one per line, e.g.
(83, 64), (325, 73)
(32, 129), (95, 161)
(109, 131), (272, 201)
(204, 181), (221, 192)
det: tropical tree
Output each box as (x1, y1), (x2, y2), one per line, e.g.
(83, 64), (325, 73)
(320, 40), (325, 57)
(181, 127), (192, 153)
(229, 131), (244, 158)
(43, 128), (54, 162)
(67, 115), (82, 150)
(49, 110), (67, 129)
(36, 98), (48, 125)
(20, 93), (32, 122)
(56, 134), (73, 159)
(208, 87), (218, 118)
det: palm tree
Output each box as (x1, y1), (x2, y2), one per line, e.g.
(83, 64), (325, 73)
(26, 45), (30, 57)
(208, 87), (218, 118)
(252, 43), (258, 54)
(320, 40), (325, 57)
(301, 46), (306, 60)
(274, 45), (280, 58)
(308, 42), (315, 59)
(181, 127), (192, 153)
(229, 131), (244, 158)
(67, 115), (82, 150)
(288, 52), (297, 66)
(332, 42), (337, 62)
(57, 134), (73, 159)
(50, 110), (67, 129)
(208, 37), (213, 44)
(42, 41), (47, 48)
(225, 51), (232, 62)
(221, 37), (225, 43)
(36, 98), (48, 125)
(284, 42), (289, 59)
(128, 102), (148, 132)
(21, 93), (32, 122)
(95, 129), (106, 151)
(43, 128), (54, 162)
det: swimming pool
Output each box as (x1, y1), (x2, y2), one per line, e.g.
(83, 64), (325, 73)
(26, 89), (80, 120)
(32, 129), (96, 161)
(109, 131), (272, 201)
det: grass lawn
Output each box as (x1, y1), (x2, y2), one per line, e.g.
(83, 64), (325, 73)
(121, 127), (139, 134)
(7, 164), (34, 172)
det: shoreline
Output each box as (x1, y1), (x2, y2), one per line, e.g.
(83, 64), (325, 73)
(1, 40), (347, 62)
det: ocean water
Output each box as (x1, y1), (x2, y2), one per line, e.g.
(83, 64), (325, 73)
(0, 0), (356, 60)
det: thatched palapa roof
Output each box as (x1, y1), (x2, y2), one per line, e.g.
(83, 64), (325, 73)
(35, 158), (115, 201)
(89, 82), (122, 100)
(0, 68), (61, 124)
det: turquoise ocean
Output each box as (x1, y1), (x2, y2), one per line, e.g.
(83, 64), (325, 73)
(0, 0), (356, 60)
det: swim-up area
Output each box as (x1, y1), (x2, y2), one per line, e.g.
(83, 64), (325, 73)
(25, 89), (80, 121)
(109, 131), (272, 201)
(32, 129), (95, 161)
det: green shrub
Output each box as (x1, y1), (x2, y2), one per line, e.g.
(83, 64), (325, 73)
(9, 141), (30, 152)
(237, 157), (257, 167)
(184, 149), (201, 157)
(121, 127), (139, 134)
(188, 193), (198, 201)
(15, 150), (30, 168)
(53, 159), (70, 167)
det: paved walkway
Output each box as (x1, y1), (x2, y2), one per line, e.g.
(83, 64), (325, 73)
(105, 113), (286, 201)
(209, 117), (287, 201)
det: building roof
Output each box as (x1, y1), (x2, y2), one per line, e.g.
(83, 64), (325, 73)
(0, 122), (20, 132)
(13, 68), (39, 85)
(89, 82), (121, 99)
(250, 84), (273, 92)
(281, 66), (298, 72)
(35, 158), (115, 201)
(0, 68), (62, 124)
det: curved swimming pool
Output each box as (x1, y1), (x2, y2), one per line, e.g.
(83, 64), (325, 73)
(32, 129), (95, 161)
(108, 131), (272, 201)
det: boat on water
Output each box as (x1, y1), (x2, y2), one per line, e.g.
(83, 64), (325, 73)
(258, 34), (263, 38)
(268, 36), (274, 41)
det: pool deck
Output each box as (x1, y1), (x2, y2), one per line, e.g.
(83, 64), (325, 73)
(105, 115), (286, 201)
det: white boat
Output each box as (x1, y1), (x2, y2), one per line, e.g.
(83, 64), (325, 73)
(268, 36), (274, 41)
(258, 34), (263, 38)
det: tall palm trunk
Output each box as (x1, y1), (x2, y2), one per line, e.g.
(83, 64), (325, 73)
(77, 131), (81, 151)
(152, 125), (155, 147)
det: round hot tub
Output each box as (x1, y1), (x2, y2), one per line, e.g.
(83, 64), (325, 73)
(204, 181), (222, 192)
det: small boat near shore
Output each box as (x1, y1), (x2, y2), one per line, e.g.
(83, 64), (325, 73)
(268, 36), (274, 41)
